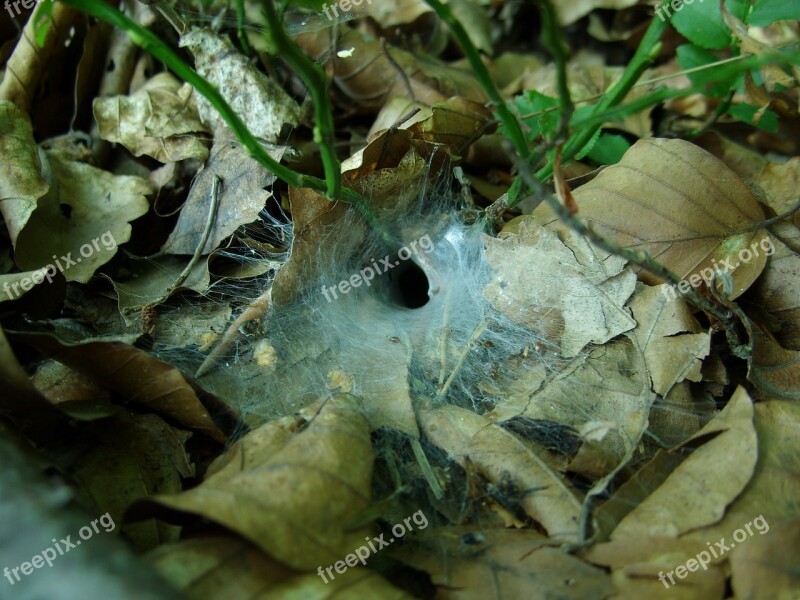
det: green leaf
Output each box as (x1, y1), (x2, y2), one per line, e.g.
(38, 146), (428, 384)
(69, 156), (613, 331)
(676, 44), (741, 97)
(749, 0), (800, 26)
(512, 91), (560, 142)
(728, 104), (779, 132)
(670, 0), (748, 50)
(587, 133), (632, 165)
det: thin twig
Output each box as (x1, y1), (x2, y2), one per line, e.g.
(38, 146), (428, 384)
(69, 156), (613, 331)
(165, 175), (221, 296)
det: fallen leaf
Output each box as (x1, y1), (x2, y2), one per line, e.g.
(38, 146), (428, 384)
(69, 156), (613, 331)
(142, 394), (374, 570)
(180, 29), (301, 141)
(419, 405), (583, 543)
(93, 72), (209, 163)
(14, 153), (151, 283)
(612, 386), (757, 539)
(536, 138), (770, 300)
(160, 140), (283, 255)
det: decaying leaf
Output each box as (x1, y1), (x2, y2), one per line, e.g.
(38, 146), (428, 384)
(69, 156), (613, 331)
(396, 527), (613, 599)
(485, 219), (636, 357)
(14, 153), (150, 283)
(612, 386), (757, 539)
(141, 395), (374, 570)
(180, 29), (301, 141)
(419, 405), (583, 543)
(626, 283), (710, 397)
(93, 72), (210, 163)
(160, 140), (283, 256)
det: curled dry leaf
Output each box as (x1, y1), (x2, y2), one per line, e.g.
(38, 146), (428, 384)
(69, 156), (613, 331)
(612, 386), (757, 539)
(14, 153), (150, 283)
(93, 72), (210, 163)
(142, 394), (374, 570)
(0, 101), (49, 245)
(12, 333), (227, 443)
(419, 405), (583, 543)
(536, 138), (771, 300)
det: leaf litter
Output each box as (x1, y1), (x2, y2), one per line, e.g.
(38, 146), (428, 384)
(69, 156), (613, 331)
(0, 1), (799, 599)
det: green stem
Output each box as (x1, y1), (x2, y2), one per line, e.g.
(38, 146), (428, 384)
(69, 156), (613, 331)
(423, 0), (529, 159)
(259, 0), (341, 199)
(57, 0), (386, 236)
(533, 14), (668, 184)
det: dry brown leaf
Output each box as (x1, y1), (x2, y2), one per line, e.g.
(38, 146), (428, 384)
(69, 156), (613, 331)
(13, 333), (227, 443)
(626, 283), (710, 397)
(754, 156), (800, 222)
(729, 515), (800, 600)
(70, 410), (191, 552)
(748, 326), (800, 401)
(147, 535), (413, 599)
(295, 28), (488, 109)
(93, 72), (209, 163)
(396, 527), (612, 599)
(484, 219), (636, 357)
(748, 223), (800, 349)
(672, 400), (800, 597)
(143, 394), (374, 570)
(537, 138), (771, 299)
(14, 153), (151, 283)
(160, 140), (282, 255)
(584, 535), (726, 599)
(612, 386), (757, 539)
(419, 405), (583, 543)
(493, 338), (653, 480)
(109, 255), (211, 317)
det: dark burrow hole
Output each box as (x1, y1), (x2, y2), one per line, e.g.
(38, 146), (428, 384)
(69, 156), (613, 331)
(386, 254), (430, 308)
